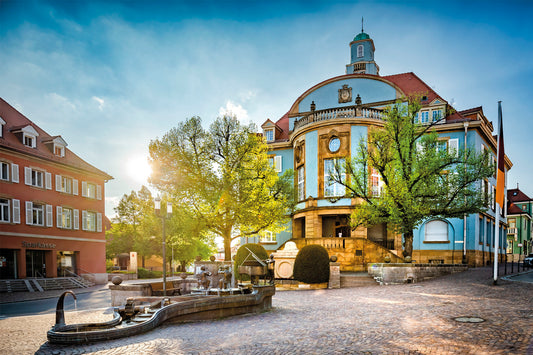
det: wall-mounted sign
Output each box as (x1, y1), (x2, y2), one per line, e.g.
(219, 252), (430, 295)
(22, 241), (56, 249)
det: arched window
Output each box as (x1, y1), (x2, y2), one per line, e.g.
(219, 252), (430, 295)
(357, 44), (364, 58)
(425, 220), (449, 242)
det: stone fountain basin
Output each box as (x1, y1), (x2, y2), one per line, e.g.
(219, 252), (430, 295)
(47, 285), (275, 345)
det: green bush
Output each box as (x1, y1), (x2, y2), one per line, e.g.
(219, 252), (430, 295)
(293, 244), (330, 284)
(137, 268), (163, 279)
(234, 243), (269, 281)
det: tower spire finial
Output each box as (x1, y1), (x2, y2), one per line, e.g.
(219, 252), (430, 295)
(361, 17), (364, 33)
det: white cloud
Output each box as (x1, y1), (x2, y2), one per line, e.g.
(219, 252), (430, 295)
(218, 100), (249, 121)
(92, 96), (105, 111)
(47, 92), (76, 111)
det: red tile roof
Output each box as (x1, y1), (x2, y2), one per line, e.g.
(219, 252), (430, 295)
(508, 188), (532, 203)
(382, 72), (445, 104)
(0, 97), (113, 180)
(507, 202), (526, 215)
(274, 112), (289, 141)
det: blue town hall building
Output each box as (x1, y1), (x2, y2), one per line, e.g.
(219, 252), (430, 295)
(252, 31), (511, 271)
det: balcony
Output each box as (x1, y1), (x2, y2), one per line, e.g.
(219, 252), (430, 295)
(507, 228), (518, 235)
(293, 106), (384, 131)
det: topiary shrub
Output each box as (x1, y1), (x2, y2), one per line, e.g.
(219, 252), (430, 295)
(234, 243), (269, 281)
(293, 244), (330, 284)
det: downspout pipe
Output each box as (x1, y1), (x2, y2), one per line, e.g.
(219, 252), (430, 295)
(463, 122), (469, 264)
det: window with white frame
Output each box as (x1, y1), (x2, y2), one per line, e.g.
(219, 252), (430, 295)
(59, 207), (72, 229)
(421, 111), (429, 124)
(82, 210), (102, 232)
(324, 158), (345, 197)
(259, 230), (276, 243)
(273, 156), (282, 172)
(32, 203), (44, 226)
(371, 168), (383, 197)
(357, 44), (364, 58)
(264, 129), (274, 142)
(23, 134), (36, 148)
(0, 198), (9, 222)
(82, 181), (100, 199)
(54, 145), (65, 157)
(425, 220), (449, 242)
(31, 170), (43, 187)
(298, 166), (305, 201)
(0, 116), (5, 138)
(0, 162), (8, 181)
(432, 109), (442, 122)
(56, 175), (72, 194)
(86, 211), (97, 231)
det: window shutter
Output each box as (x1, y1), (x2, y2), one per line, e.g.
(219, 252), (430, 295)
(11, 164), (19, 183)
(45, 172), (52, 189)
(82, 210), (87, 231)
(12, 199), (20, 224)
(46, 204), (53, 227)
(25, 201), (33, 225)
(73, 209), (79, 230)
(73, 179), (78, 195)
(56, 206), (63, 228)
(82, 181), (87, 197)
(448, 139), (459, 157)
(97, 185), (102, 200)
(97, 213), (102, 232)
(24, 167), (32, 185)
(56, 175), (62, 192)
(274, 156), (282, 173)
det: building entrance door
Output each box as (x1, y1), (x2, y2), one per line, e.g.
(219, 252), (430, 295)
(0, 249), (17, 279)
(57, 251), (77, 277)
(25, 250), (46, 278)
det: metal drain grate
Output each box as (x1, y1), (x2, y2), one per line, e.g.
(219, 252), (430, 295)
(454, 317), (485, 323)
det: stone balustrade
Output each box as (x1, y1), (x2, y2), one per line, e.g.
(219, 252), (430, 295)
(293, 106), (384, 131)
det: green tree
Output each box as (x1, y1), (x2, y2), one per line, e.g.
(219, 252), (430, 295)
(329, 97), (493, 257)
(149, 115), (295, 261)
(106, 186), (159, 267)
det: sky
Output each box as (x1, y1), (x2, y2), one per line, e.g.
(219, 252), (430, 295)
(1, 0), (532, 218)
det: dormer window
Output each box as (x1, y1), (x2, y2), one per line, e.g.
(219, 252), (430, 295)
(24, 134), (36, 148)
(43, 136), (67, 157)
(264, 129), (274, 142)
(0, 116), (5, 138)
(12, 125), (39, 148)
(54, 145), (65, 157)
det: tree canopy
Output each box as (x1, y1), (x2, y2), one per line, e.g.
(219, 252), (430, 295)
(149, 115), (295, 260)
(329, 97), (494, 257)
(106, 185), (215, 268)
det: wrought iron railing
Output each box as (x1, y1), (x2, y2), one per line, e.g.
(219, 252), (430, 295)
(293, 106), (384, 131)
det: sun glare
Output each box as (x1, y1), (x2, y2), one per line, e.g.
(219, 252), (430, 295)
(127, 155), (152, 184)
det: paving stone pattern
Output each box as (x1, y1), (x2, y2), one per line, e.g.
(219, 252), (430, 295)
(1, 267), (531, 354)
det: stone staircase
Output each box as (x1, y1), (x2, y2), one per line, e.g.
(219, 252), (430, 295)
(0, 277), (94, 293)
(340, 272), (378, 288)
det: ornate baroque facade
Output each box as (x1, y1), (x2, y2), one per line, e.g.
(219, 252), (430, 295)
(250, 31), (512, 271)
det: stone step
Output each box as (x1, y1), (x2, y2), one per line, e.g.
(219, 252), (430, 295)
(340, 273), (377, 288)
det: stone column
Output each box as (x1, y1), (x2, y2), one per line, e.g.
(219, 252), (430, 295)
(328, 262), (340, 289)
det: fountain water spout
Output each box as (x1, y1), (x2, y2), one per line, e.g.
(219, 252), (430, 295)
(54, 290), (77, 329)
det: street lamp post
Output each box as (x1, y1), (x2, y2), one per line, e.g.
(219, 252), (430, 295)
(154, 197), (172, 296)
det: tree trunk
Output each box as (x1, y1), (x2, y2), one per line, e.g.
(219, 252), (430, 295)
(403, 230), (414, 257)
(223, 232), (232, 261)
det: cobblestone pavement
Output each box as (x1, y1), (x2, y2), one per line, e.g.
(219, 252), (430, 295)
(0, 267), (531, 355)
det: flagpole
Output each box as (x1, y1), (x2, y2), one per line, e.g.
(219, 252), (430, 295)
(493, 101), (504, 285)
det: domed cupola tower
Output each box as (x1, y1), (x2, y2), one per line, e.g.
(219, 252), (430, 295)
(346, 21), (379, 75)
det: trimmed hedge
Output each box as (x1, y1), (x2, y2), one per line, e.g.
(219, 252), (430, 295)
(137, 268), (163, 279)
(293, 244), (330, 284)
(234, 243), (269, 281)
